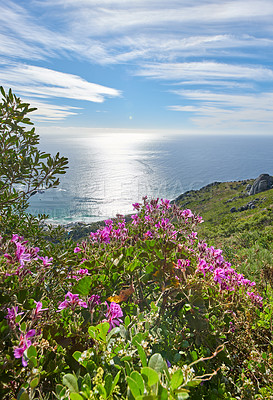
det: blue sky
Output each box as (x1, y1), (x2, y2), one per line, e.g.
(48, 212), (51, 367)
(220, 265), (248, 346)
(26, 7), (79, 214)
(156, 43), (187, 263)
(1, 0), (273, 135)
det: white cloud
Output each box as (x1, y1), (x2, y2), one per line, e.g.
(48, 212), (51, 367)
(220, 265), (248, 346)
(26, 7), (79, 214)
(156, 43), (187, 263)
(0, 63), (121, 121)
(38, 0), (273, 37)
(27, 101), (81, 122)
(39, 0), (273, 36)
(168, 90), (273, 131)
(2, 0), (273, 131)
(0, 64), (121, 103)
(136, 62), (273, 82)
(2, 1), (273, 66)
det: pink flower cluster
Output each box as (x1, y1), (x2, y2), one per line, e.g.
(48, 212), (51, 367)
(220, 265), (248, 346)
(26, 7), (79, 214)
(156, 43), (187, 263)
(5, 306), (24, 329)
(247, 291), (263, 308)
(4, 235), (41, 280)
(175, 259), (190, 271)
(197, 242), (262, 305)
(14, 329), (36, 367)
(58, 292), (87, 311)
(90, 218), (129, 244)
(70, 268), (90, 281)
(88, 198), (203, 246)
(105, 302), (123, 331)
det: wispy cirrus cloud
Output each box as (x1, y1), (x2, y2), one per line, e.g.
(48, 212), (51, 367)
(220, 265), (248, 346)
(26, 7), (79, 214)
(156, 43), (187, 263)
(168, 90), (273, 131)
(1, 64), (120, 102)
(136, 61), (273, 82)
(1, 0), (273, 129)
(40, 0), (273, 36)
(2, 1), (273, 65)
(0, 63), (121, 121)
(26, 102), (81, 122)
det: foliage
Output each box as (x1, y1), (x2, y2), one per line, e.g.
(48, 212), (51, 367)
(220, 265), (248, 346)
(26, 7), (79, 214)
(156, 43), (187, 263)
(175, 180), (273, 287)
(0, 90), (272, 399)
(0, 198), (272, 399)
(0, 87), (68, 237)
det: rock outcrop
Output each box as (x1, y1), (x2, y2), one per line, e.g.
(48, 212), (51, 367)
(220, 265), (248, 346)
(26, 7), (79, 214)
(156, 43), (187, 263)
(248, 174), (273, 196)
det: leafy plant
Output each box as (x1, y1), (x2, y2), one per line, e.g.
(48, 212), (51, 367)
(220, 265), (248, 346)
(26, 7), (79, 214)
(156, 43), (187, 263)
(0, 86), (68, 237)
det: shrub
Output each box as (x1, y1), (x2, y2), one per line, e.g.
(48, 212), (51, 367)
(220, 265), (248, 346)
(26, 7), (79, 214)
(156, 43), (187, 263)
(0, 199), (272, 399)
(0, 87), (68, 238)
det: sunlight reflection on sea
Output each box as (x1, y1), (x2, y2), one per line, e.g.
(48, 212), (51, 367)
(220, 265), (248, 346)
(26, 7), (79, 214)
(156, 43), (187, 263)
(29, 132), (273, 224)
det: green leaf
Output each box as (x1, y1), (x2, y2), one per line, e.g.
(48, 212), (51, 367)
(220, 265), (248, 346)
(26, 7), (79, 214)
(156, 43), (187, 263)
(141, 367), (159, 387)
(127, 376), (141, 399)
(130, 371), (144, 395)
(17, 388), (30, 400)
(28, 356), (37, 368)
(27, 345), (37, 359)
(72, 276), (92, 296)
(73, 351), (82, 362)
(20, 322), (26, 332)
(170, 369), (183, 390)
(186, 379), (201, 387)
(30, 376), (40, 389)
(176, 389), (190, 399)
(99, 322), (110, 342)
(97, 384), (107, 398)
(106, 326), (120, 341)
(111, 371), (121, 394)
(124, 315), (130, 327)
(120, 355), (132, 362)
(148, 353), (165, 373)
(88, 322), (110, 343)
(63, 374), (79, 393)
(158, 383), (168, 400)
(70, 393), (84, 400)
(190, 351), (198, 362)
(128, 259), (140, 272)
(135, 342), (147, 367)
(55, 384), (65, 396)
(124, 360), (132, 376)
(104, 374), (113, 397)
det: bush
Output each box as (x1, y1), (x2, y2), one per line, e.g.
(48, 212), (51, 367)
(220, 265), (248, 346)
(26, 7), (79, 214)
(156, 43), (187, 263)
(0, 87), (68, 238)
(0, 199), (272, 399)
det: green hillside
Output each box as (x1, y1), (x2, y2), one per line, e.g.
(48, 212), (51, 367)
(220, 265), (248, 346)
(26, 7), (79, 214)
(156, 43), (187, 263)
(175, 178), (273, 287)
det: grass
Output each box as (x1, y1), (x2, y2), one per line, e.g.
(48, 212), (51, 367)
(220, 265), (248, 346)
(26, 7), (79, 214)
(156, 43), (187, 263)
(175, 178), (273, 286)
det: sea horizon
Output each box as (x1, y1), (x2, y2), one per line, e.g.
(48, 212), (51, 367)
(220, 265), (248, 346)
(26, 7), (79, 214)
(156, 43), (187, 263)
(29, 132), (273, 225)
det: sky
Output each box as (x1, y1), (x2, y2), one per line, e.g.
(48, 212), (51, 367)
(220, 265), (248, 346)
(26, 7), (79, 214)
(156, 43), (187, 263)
(1, 0), (273, 135)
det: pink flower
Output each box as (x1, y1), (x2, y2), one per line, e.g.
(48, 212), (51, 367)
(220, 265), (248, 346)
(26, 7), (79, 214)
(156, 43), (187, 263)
(14, 329), (36, 366)
(32, 301), (48, 319)
(74, 246), (82, 253)
(131, 214), (139, 225)
(144, 230), (153, 239)
(213, 268), (226, 285)
(15, 243), (31, 266)
(247, 292), (263, 308)
(182, 209), (194, 218)
(6, 306), (24, 329)
(104, 219), (113, 226)
(71, 268), (90, 281)
(132, 203), (141, 210)
(4, 242), (32, 267)
(175, 259), (190, 271)
(58, 292), (87, 311)
(105, 302), (123, 331)
(88, 295), (101, 312)
(39, 256), (53, 267)
(160, 199), (171, 209)
(11, 234), (25, 243)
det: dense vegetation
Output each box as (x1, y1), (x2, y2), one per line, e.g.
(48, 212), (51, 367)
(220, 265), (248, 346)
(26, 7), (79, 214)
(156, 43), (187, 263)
(0, 88), (273, 400)
(175, 180), (273, 289)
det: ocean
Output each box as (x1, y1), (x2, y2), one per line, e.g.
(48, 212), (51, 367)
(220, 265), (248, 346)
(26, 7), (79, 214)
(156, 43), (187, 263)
(29, 133), (273, 224)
